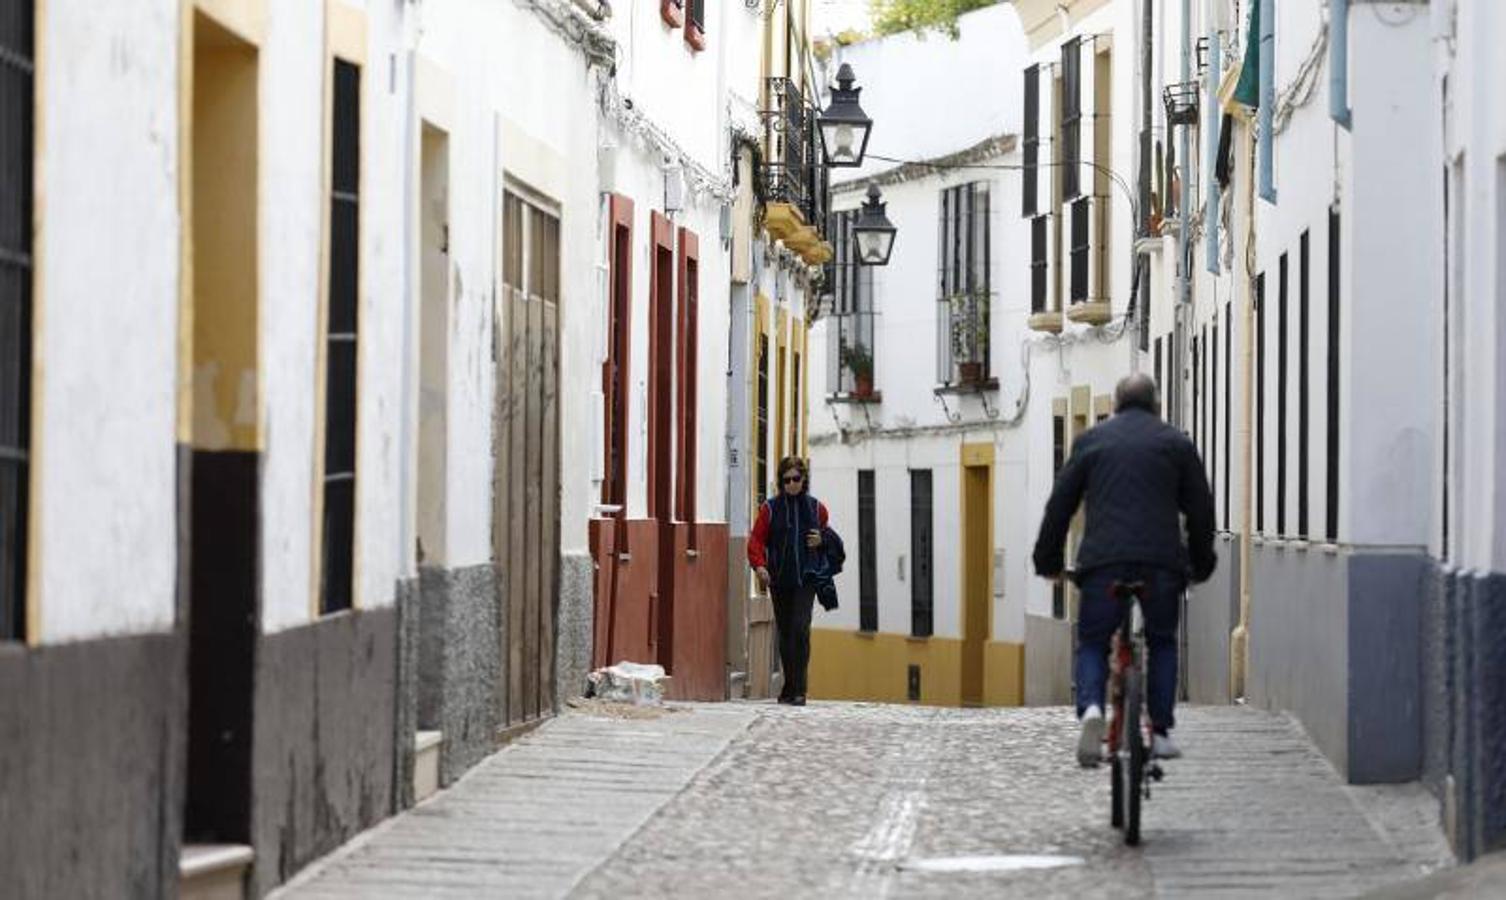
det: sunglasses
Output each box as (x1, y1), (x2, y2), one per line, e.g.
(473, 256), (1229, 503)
(781, 474), (804, 484)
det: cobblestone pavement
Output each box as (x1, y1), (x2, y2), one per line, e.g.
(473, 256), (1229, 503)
(276, 701), (1451, 899)
(576, 703), (1451, 900)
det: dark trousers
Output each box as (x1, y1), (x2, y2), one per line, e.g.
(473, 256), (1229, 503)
(1075, 564), (1184, 733)
(771, 585), (815, 699)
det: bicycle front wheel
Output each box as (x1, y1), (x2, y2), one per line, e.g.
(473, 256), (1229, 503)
(1121, 668), (1144, 846)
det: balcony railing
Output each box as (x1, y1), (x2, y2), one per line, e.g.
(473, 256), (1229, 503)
(760, 77), (829, 233)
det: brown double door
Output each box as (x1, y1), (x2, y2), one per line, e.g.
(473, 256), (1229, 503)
(494, 189), (560, 729)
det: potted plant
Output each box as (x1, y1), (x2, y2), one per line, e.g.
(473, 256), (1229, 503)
(842, 341), (874, 397)
(949, 295), (988, 385)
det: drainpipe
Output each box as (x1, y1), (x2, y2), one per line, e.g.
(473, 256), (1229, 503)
(1174, 0), (1191, 430)
(1329, 0), (1351, 129)
(1232, 122), (1256, 702)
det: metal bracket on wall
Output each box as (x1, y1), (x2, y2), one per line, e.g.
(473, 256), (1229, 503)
(935, 392), (963, 425)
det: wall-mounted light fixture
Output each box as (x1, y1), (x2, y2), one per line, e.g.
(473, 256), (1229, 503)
(817, 64), (873, 168)
(852, 183), (896, 266)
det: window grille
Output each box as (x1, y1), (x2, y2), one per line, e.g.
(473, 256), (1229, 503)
(1326, 211), (1340, 542)
(1298, 230), (1311, 538)
(1029, 215), (1048, 314)
(1061, 38), (1082, 201)
(0, 1), (33, 641)
(688, 0), (705, 31)
(321, 59), (360, 614)
(1069, 197), (1090, 302)
(857, 470), (877, 632)
(1022, 64), (1040, 217)
(826, 209), (877, 396)
(1277, 252), (1288, 536)
(936, 181), (991, 385)
(910, 469), (933, 638)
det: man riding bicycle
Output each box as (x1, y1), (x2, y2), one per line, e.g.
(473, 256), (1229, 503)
(1032, 373), (1217, 766)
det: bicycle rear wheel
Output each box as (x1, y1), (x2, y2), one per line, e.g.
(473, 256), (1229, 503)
(1121, 669), (1144, 846)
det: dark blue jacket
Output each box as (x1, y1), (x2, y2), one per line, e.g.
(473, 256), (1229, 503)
(1033, 407), (1217, 582)
(749, 492), (831, 592)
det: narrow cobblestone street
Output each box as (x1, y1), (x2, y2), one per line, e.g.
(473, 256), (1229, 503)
(278, 702), (1450, 899)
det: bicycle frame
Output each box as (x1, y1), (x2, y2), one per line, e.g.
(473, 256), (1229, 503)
(1106, 600), (1145, 751)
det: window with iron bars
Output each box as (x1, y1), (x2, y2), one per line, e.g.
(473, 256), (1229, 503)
(936, 181), (991, 386)
(1030, 214), (1049, 314)
(0, 2), (33, 641)
(826, 209), (877, 397)
(1022, 64), (1040, 218)
(1061, 37), (1082, 201)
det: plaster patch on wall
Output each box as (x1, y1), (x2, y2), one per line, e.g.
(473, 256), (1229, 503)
(235, 368), (258, 428)
(192, 361), (231, 449)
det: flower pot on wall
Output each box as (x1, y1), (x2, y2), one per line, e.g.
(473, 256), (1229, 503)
(853, 374), (874, 397)
(958, 362), (983, 385)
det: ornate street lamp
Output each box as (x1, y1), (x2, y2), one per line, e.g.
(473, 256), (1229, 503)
(817, 63), (873, 168)
(853, 184), (896, 266)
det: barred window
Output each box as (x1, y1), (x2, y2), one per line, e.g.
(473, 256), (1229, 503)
(321, 58), (360, 614)
(936, 181), (991, 384)
(1030, 214), (1048, 314)
(1022, 64), (1040, 218)
(1061, 37), (1082, 201)
(826, 209), (876, 397)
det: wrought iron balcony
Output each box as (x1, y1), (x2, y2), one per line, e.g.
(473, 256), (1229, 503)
(760, 77), (830, 244)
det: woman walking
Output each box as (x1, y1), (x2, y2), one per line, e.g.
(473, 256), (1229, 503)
(748, 457), (830, 706)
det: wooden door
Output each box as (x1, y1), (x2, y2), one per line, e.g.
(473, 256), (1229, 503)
(495, 190), (560, 729)
(961, 464), (990, 706)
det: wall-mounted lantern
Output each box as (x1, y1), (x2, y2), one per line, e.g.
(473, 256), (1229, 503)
(817, 63), (873, 168)
(853, 183), (896, 266)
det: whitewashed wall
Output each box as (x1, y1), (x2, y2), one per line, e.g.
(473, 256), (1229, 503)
(1438, 0), (1505, 573)
(34, 1), (182, 642)
(262, 0), (410, 631)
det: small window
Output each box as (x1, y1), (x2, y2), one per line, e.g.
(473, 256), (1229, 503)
(1061, 38), (1082, 201)
(0, 0), (34, 641)
(857, 470), (877, 633)
(1022, 64), (1040, 217)
(1298, 230), (1311, 538)
(1277, 252), (1289, 537)
(1030, 215), (1049, 314)
(756, 334), (770, 499)
(321, 58), (361, 615)
(910, 470), (934, 638)
(1326, 210), (1340, 542)
(1069, 197), (1090, 302)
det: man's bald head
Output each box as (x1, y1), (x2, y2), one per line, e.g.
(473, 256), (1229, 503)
(1115, 373), (1159, 414)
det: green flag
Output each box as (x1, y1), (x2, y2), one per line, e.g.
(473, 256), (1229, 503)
(1232, 0), (1260, 110)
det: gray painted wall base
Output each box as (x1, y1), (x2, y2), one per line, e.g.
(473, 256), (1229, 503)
(417, 564), (500, 785)
(1424, 567), (1506, 861)
(556, 552), (595, 706)
(252, 605), (397, 895)
(1247, 542), (1424, 785)
(0, 633), (186, 898)
(393, 577), (420, 812)
(1185, 534), (1239, 705)
(1024, 613), (1072, 706)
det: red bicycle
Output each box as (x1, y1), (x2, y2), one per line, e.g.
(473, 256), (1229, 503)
(1105, 579), (1164, 846)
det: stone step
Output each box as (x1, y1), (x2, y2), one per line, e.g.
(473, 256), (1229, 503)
(180, 844), (254, 900)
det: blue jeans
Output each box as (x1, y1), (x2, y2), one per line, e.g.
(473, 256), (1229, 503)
(1074, 564), (1185, 733)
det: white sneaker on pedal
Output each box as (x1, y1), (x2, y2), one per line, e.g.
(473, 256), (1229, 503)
(1152, 732), (1182, 759)
(1077, 705), (1105, 767)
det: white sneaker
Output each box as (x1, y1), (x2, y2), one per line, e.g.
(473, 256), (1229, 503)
(1152, 732), (1182, 759)
(1077, 705), (1105, 767)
